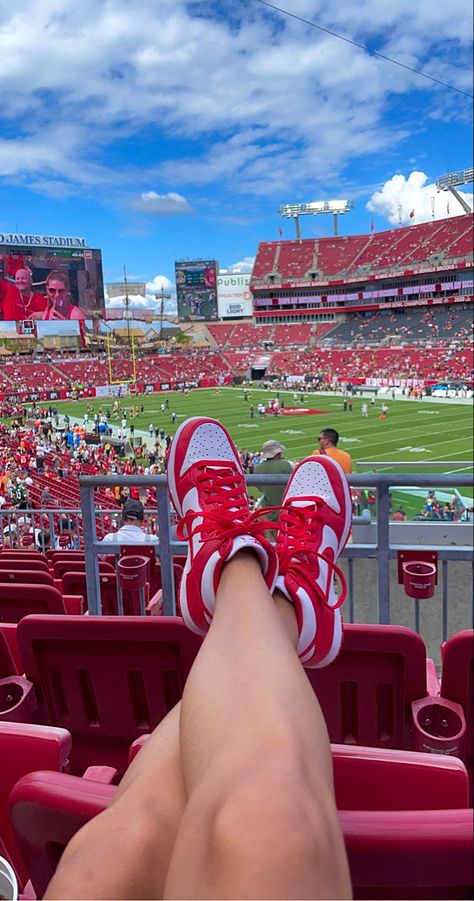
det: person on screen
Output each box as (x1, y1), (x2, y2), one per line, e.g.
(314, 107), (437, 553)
(0, 259), (24, 320)
(42, 270), (86, 320)
(14, 268), (48, 319)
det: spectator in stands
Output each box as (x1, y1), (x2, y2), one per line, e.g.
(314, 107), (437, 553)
(0, 257), (24, 320)
(313, 428), (352, 474)
(255, 440), (293, 528)
(14, 267), (47, 318)
(42, 270), (86, 320)
(101, 498), (158, 544)
(391, 507), (407, 522)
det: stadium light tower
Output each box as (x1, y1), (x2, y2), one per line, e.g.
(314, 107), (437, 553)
(436, 167), (473, 215)
(278, 199), (353, 240)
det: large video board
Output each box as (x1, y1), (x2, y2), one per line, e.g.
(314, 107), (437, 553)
(175, 260), (218, 321)
(0, 234), (105, 321)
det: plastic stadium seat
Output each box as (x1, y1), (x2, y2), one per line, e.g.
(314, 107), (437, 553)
(440, 630), (474, 795)
(10, 771), (116, 897)
(0, 625), (22, 676)
(0, 569), (55, 587)
(17, 614), (202, 774)
(331, 744), (469, 810)
(304, 624), (429, 750)
(0, 584), (82, 622)
(340, 808), (473, 899)
(0, 557), (50, 573)
(9, 762), (473, 900)
(0, 723), (71, 887)
(54, 559), (114, 580)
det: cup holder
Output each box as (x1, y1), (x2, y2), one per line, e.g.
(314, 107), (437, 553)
(412, 696), (466, 758)
(402, 561), (436, 599)
(0, 677), (37, 722)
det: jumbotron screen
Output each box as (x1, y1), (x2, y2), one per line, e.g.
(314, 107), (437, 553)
(175, 259), (218, 321)
(0, 234), (105, 322)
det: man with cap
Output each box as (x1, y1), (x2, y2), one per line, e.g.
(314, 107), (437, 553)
(101, 499), (158, 544)
(254, 440), (293, 526)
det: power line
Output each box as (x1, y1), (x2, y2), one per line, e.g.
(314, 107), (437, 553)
(255, 0), (474, 100)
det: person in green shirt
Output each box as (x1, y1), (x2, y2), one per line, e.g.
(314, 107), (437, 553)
(254, 440), (293, 524)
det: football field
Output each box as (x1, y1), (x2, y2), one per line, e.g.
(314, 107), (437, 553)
(57, 387), (473, 517)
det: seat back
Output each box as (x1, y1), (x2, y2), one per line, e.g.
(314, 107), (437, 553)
(0, 569), (55, 587)
(305, 624), (428, 750)
(0, 724), (71, 887)
(10, 771), (115, 897)
(46, 550), (85, 565)
(341, 808), (474, 899)
(60, 571), (119, 615)
(0, 557), (49, 573)
(17, 615), (202, 774)
(441, 630), (474, 791)
(332, 744), (469, 810)
(0, 585), (68, 622)
(54, 560), (115, 580)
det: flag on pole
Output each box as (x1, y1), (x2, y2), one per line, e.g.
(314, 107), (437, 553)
(278, 226), (283, 237)
(370, 219), (374, 232)
(409, 210), (415, 219)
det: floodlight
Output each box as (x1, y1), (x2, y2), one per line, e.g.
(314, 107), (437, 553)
(278, 199), (353, 237)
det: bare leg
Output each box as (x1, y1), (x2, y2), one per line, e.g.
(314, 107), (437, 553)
(45, 703), (186, 900)
(164, 552), (351, 900)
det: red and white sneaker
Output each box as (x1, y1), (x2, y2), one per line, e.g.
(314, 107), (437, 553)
(275, 455), (352, 669)
(168, 417), (278, 635)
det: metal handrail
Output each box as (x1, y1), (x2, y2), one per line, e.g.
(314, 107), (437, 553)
(79, 472), (474, 633)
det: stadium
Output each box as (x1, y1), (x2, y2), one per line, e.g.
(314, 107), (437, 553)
(0, 202), (472, 897)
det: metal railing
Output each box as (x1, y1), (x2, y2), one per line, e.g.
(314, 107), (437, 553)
(79, 472), (474, 642)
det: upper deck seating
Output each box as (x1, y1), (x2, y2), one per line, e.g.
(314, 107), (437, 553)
(252, 242), (279, 278)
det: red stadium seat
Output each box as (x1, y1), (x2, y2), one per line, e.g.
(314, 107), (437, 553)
(440, 630), (474, 797)
(0, 568), (55, 587)
(0, 723), (71, 887)
(17, 614), (202, 774)
(9, 749), (473, 899)
(304, 624), (429, 751)
(54, 559), (114, 581)
(0, 584), (81, 622)
(341, 808), (474, 899)
(0, 557), (50, 574)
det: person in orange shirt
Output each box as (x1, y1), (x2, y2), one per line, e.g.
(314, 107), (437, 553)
(313, 428), (352, 474)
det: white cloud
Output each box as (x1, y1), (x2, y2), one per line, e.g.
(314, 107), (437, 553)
(105, 274), (176, 314)
(221, 257), (255, 274)
(131, 191), (194, 215)
(0, 1), (471, 198)
(367, 171), (474, 225)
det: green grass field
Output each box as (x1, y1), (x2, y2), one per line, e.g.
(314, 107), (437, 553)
(55, 387), (473, 518)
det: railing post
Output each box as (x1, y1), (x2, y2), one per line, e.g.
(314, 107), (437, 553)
(375, 481), (391, 624)
(157, 485), (176, 616)
(80, 484), (102, 615)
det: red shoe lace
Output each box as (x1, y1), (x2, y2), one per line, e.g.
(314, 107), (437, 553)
(276, 503), (347, 609)
(176, 462), (277, 559)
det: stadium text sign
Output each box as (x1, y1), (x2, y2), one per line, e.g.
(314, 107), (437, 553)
(0, 233), (86, 248)
(217, 273), (253, 318)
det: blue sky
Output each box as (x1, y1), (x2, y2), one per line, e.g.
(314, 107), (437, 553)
(0, 0), (472, 313)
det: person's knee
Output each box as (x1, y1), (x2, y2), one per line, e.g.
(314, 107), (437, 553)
(208, 761), (329, 865)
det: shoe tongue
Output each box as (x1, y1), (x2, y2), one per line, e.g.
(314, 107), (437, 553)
(291, 498), (319, 508)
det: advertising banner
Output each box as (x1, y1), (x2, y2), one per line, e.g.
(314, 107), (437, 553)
(217, 273), (253, 318)
(175, 260), (218, 321)
(0, 236), (105, 322)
